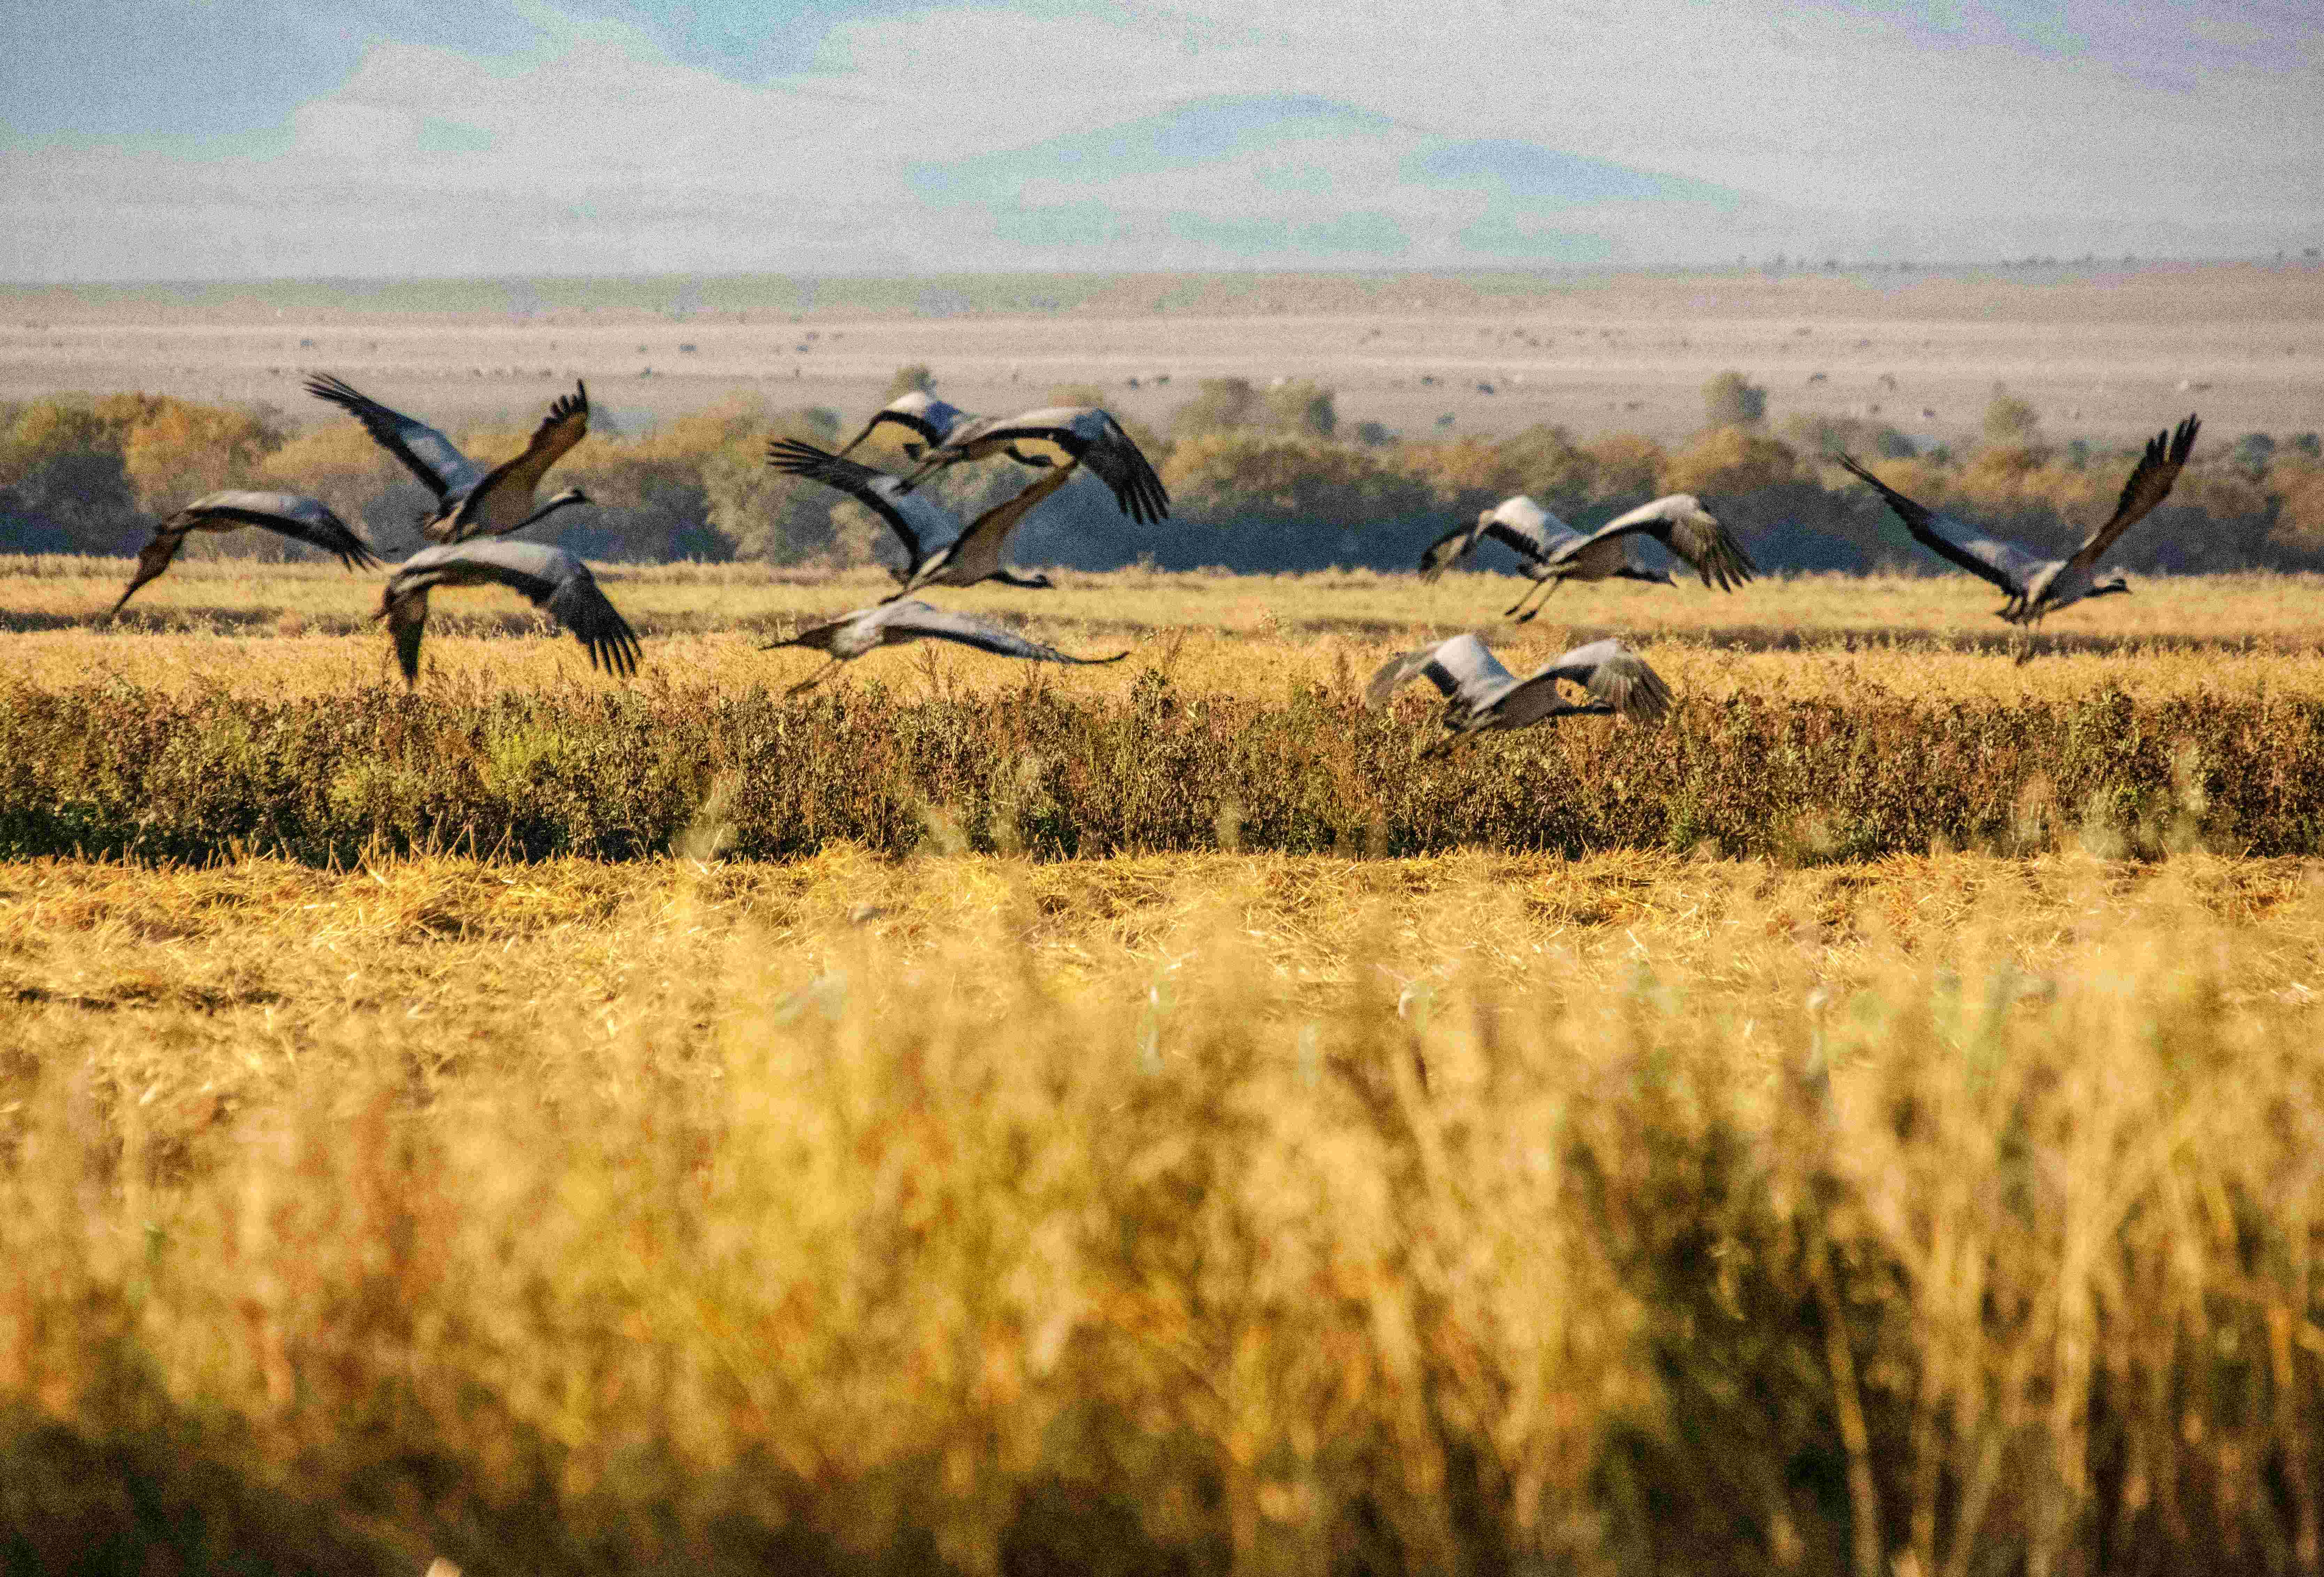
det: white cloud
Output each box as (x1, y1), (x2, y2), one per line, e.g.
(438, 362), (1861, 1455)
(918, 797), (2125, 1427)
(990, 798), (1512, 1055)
(0, 0), (2315, 280)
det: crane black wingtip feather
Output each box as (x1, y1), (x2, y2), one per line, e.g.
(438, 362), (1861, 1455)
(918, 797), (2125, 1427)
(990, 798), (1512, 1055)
(767, 437), (838, 471)
(305, 371), (371, 402)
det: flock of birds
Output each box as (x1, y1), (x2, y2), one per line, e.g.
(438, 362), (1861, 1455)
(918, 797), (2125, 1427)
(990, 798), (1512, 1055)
(106, 370), (2202, 747)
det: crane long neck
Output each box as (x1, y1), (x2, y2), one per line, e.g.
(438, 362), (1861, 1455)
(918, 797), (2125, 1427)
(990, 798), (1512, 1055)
(510, 492), (586, 534)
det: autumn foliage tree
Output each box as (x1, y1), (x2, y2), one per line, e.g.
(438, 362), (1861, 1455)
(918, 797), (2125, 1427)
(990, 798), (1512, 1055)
(1701, 371), (1767, 430)
(1662, 426), (1798, 497)
(1263, 379), (1337, 439)
(1, 393), (286, 554)
(7, 378), (2324, 577)
(1983, 387), (2042, 446)
(102, 394), (286, 514)
(1171, 378), (1264, 438)
(882, 364), (936, 401)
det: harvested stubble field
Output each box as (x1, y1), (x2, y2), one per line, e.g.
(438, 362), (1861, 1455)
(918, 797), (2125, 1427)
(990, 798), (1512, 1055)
(6, 849), (2324, 1573)
(11, 562), (2324, 1572)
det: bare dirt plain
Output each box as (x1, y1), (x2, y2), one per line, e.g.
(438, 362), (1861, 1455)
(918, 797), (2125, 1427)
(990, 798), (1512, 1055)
(4, 260), (2319, 446)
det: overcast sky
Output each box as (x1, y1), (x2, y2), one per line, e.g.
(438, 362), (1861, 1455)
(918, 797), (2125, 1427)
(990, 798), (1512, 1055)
(2, 0), (2317, 281)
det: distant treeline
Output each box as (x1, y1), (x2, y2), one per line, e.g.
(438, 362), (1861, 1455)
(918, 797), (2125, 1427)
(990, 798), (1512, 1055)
(5, 372), (2321, 576)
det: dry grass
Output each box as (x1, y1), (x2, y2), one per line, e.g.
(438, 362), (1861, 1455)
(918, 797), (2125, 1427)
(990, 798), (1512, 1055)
(12, 564), (2324, 712)
(23, 558), (2324, 644)
(5, 849), (2324, 1571)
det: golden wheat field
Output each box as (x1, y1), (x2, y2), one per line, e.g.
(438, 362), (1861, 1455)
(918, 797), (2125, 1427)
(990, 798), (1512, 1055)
(10, 564), (2324, 1571)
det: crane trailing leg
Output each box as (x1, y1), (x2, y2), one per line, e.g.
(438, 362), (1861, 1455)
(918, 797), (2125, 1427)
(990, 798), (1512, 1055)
(1505, 575), (1561, 621)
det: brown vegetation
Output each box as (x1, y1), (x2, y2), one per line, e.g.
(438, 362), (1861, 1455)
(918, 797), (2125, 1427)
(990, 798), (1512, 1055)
(0, 652), (2314, 864)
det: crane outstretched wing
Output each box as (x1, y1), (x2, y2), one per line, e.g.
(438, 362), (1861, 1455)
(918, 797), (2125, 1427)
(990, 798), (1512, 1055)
(305, 373), (482, 503)
(1512, 638), (1671, 723)
(903, 407), (1169, 525)
(542, 561), (642, 678)
(1483, 498), (1585, 562)
(1584, 498), (1756, 591)
(769, 437), (941, 564)
(1365, 634), (1517, 711)
(457, 383), (590, 537)
(107, 535), (191, 617)
(387, 589), (433, 683)
(2067, 413), (2200, 571)
(116, 490), (378, 616)
(915, 460), (1080, 587)
(836, 393), (968, 458)
(1836, 453), (2046, 595)
(768, 600), (1127, 666)
(870, 599), (1128, 665)
(1072, 413), (1170, 525)
(170, 490), (380, 570)
(385, 539), (639, 682)
(1419, 499), (1582, 578)
(1417, 519), (1488, 579)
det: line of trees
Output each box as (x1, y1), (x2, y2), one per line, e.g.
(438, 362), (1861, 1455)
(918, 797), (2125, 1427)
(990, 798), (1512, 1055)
(5, 375), (2321, 576)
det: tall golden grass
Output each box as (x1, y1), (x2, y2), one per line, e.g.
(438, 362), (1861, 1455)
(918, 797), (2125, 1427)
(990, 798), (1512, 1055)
(4, 850), (2323, 1571)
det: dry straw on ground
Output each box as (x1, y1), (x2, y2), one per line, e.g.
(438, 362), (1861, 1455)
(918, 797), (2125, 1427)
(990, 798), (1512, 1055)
(4, 850), (2324, 1572)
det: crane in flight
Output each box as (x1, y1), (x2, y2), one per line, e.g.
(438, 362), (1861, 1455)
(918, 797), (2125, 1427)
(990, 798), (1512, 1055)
(765, 598), (1128, 695)
(1367, 633), (1670, 753)
(896, 405), (1169, 525)
(376, 538), (640, 685)
(1838, 413), (2199, 629)
(107, 490), (378, 618)
(836, 390), (1067, 473)
(306, 373), (593, 544)
(768, 437), (1077, 595)
(1420, 493), (1754, 620)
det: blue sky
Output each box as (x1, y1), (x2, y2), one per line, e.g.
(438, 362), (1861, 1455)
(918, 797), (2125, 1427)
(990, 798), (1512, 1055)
(1, 0), (2317, 280)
